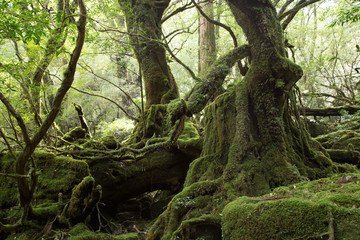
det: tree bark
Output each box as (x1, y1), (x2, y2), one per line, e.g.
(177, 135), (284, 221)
(74, 103), (91, 137)
(198, 0), (216, 79)
(90, 149), (195, 206)
(147, 1), (336, 239)
(119, 0), (179, 109)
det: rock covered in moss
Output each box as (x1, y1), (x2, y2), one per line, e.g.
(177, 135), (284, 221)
(0, 151), (90, 208)
(68, 223), (140, 240)
(35, 151), (90, 201)
(222, 173), (360, 239)
(99, 135), (120, 149)
(306, 119), (331, 137)
(63, 127), (88, 142)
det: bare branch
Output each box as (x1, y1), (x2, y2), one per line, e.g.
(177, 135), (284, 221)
(162, 2), (194, 23)
(78, 62), (141, 114)
(278, 0), (295, 17)
(0, 172), (29, 179)
(71, 86), (139, 121)
(162, 37), (202, 83)
(273, 0), (282, 7)
(280, 0), (321, 29)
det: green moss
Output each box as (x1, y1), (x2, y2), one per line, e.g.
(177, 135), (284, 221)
(0, 153), (18, 207)
(34, 151), (90, 202)
(222, 173), (360, 239)
(32, 203), (60, 218)
(148, 179), (221, 239)
(145, 104), (167, 138)
(178, 122), (199, 140)
(83, 139), (106, 150)
(223, 197), (332, 239)
(0, 151), (90, 208)
(66, 176), (102, 223)
(99, 135), (120, 149)
(63, 127), (87, 142)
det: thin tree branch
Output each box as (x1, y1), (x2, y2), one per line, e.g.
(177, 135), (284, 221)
(273, 0), (282, 7)
(0, 93), (31, 145)
(162, 37), (202, 83)
(78, 62), (141, 114)
(162, 2), (194, 23)
(278, 0), (295, 17)
(280, 0), (321, 30)
(71, 86), (139, 121)
(0, 127), (16, 159)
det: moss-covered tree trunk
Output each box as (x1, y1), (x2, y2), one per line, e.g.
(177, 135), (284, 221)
(147, 1), (337, 239)
(119, 0), (179, 109)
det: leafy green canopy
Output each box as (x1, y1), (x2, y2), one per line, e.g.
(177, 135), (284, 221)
(0, 0), (54, 43)
(332, 0), (360, 26)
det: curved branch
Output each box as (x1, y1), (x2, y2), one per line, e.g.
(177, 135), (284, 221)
(71, 87), (139, 121)
(279, 0), (320, 20)
(162, 2), (194, 23)
(190, 0), (238, 48)
(278, 0), (295, 17)
(162, 37), (202, 83)
(0, 221), (21, 232)
(78, 62), (141, 114)
(186, 45), (250, 114)
(280, 0), (321, 29)
(0, 127), (15, 158)
(31, 0), (87, 146)
(0, 93), (31, 145)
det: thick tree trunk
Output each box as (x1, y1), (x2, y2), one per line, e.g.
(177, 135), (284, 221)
(119, 0), (179, 109)
(147, 1), (336, 239)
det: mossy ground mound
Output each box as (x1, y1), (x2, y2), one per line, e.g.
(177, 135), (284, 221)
(0, 151), (90, 208)
(68, 223), (140, 240)
(149, 173), (360, 239)
(222, 173), (360, 239)
(63, 127), (88, 142)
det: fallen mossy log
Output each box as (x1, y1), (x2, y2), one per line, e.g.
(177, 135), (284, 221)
(300, 105), (360, 116)
(326, 149), (360, 166)
(90, 148), (194, 206)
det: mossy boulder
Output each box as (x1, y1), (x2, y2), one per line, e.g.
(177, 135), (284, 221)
(306, 120), (331, 137)
(63, 127), (88, 142)
(222, 173), (360, 239)
(0, 151), (90, 208)
(34, 150), (90, 202)
(99, 135), (120, 149)
(68, 223), (140, 240)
